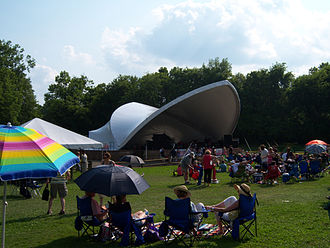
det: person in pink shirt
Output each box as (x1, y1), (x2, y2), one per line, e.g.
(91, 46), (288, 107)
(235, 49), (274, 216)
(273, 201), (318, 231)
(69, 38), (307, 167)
(82, 192), (108, 221)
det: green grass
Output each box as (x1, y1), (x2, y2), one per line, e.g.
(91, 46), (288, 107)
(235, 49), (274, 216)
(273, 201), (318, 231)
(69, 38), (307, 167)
(1, 166), (329, 248)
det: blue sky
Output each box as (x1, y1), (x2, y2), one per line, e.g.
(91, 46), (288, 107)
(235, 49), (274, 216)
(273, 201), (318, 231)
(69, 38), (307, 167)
(1, 0), (330, 104)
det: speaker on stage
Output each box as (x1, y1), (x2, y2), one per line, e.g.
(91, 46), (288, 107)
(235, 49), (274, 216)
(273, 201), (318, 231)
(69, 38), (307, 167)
(232, 138), (239, 148)
(224, 134), (232, 146)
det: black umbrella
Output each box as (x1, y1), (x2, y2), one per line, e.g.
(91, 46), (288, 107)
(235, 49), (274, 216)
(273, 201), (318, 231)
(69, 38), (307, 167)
(74, 165), (150, 196)
(119, 155), (145, 165)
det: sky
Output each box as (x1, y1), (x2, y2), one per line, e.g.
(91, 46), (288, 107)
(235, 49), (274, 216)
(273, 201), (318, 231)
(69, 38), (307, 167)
(1, 0), (330, 104)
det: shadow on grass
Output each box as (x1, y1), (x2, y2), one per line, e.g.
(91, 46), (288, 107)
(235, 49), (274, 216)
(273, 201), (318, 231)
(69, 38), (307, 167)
(166, 183), (210, 191)
(6, 195), (26, 200)
(34, 236), (110, 248)
(3, 212), (76, 225)
(33, 235), (244, 248)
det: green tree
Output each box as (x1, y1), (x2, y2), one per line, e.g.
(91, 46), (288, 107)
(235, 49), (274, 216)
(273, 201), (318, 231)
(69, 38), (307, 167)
(0, 40), (37, 125)
(43, 71), (93, 134)
(287, 63), (330, 142)
(237, 63), (294, 144)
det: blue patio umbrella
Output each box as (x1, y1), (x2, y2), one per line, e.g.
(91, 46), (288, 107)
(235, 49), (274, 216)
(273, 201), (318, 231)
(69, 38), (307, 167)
(74, 165), (150, 197)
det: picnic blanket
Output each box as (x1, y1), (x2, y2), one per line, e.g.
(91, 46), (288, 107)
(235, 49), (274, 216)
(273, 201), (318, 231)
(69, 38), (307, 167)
(153, 222), (220, 239)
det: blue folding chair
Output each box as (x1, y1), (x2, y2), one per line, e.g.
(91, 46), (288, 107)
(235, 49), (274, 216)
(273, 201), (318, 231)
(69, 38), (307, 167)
(289, 163), (300, 179)
(75, 196), (105, 238)
(161, 197), (208, 247)
(299, 160), (309, 179)
(221, 193), (258, 240)
(310, 159), (321, 178)
(109, 209), (152, 246)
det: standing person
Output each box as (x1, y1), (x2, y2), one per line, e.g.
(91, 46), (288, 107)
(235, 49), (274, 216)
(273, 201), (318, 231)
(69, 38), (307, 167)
(260, 145), (268, 171)
(47, 171), (70, 215)
(102, 152), (115, 166)
(196, 160), (204, 186)
(160, 147), (165, 159)
(80, 150), (88, 173)
(180, 152), (195, 185)
(202, 149), (214, 187)
(76, 151), (81, 172)
(170, 145), (177, 162)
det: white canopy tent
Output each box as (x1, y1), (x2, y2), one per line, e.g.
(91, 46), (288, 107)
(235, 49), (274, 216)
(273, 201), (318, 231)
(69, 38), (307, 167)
(22, 118), (103, 150)
(89, 80), (240, 150)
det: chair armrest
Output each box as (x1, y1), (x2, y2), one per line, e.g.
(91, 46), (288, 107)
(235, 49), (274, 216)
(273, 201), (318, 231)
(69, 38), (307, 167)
(81, 215), (93, 221)
(133, 213), (156, 222)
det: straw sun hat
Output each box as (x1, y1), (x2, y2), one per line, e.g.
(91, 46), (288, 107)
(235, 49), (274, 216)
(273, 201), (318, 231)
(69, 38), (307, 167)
(234, 183), (252, 197)
(173, 185), (191, 198)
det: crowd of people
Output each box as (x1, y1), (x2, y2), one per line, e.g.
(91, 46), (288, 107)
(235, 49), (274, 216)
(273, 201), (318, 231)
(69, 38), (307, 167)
(44, 143), (328, 244)
(176, 144), (329, 185)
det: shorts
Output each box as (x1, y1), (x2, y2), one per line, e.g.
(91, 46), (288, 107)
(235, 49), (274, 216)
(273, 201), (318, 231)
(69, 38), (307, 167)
(50, 183), (68, 198)
(180, 164), (189, 173)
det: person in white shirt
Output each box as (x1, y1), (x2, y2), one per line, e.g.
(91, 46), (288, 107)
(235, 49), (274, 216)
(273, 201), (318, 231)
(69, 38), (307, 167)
(260, 144), (268, 170)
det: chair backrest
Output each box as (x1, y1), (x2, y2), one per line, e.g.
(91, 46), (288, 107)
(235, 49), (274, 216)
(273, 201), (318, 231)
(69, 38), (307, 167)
(76, 196), (93, 216)
(109, 209), (132, 229)
(164, 197), (191, 221)
(299, 160), (308, 174)
(310, 159), (320, 173)
(238, 193), (256, 218)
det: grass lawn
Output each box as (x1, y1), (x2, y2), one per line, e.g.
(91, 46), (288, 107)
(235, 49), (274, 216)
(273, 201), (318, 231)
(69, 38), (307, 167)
(1, 165), (329, 248)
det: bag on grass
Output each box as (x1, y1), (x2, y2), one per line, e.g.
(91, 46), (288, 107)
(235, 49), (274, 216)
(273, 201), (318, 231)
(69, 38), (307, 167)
(159, 222), (169, 237)
(191, 170), (199, 180)
(20, 186), (31, 199)
(144, 226), (162, 243)
(42, 184), (49, 201)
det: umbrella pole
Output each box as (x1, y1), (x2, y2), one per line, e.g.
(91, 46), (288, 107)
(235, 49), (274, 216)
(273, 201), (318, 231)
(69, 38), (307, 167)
(2, 181), (7, 248)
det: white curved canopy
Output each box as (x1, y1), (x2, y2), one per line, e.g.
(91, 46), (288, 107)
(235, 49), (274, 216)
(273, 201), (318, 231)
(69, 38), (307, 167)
(22, 118), (103, 150)
(89, 80), (240, 150)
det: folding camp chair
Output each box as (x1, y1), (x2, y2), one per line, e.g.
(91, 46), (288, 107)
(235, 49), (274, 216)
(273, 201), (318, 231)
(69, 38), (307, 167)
(161, 197), (208, 247)
(220, 193), (258, 240)
(108, 209), (154, 246)
(310, 159), (321, 178)
(298, 160), (309, 180)
(26, 179), (42, 198)
(75, 196), (106, 238)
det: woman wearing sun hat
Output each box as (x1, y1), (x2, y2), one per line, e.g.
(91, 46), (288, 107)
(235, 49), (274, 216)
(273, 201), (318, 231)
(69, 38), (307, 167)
(173, 185), (205, 224)
(205, 183), (252, 234)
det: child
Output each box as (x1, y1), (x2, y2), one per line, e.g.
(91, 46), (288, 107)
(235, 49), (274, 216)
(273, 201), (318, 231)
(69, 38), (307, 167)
(196, 160), (204, 185)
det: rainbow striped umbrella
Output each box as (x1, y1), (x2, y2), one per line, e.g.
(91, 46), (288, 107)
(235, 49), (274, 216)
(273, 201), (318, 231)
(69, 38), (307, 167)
(0, 123), (79, 248)
(0, 123), (79, 181)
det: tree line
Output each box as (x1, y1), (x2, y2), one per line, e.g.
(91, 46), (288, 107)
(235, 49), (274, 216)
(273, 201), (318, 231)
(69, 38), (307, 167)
(1, 39), (329, 146)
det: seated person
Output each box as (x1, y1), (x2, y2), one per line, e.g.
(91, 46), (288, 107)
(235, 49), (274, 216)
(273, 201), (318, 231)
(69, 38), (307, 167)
(81, 191), (108, 221)
(205, 184), (253, 234)
(263, 161), (281, 184)
(243, 158), (255, 177)
(108, 194), (146, 246)
(109, 195), (148, 226)
(229, 160), (246, 178)
(173, 185), (205, 224)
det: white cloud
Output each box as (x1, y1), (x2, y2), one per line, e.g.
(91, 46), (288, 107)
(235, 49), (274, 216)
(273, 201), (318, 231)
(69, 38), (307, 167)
(100, 0), (330, 77)
(63, 45), (95, 65)
(30, 64), (58, 104)
(101, 27), (176, 76)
